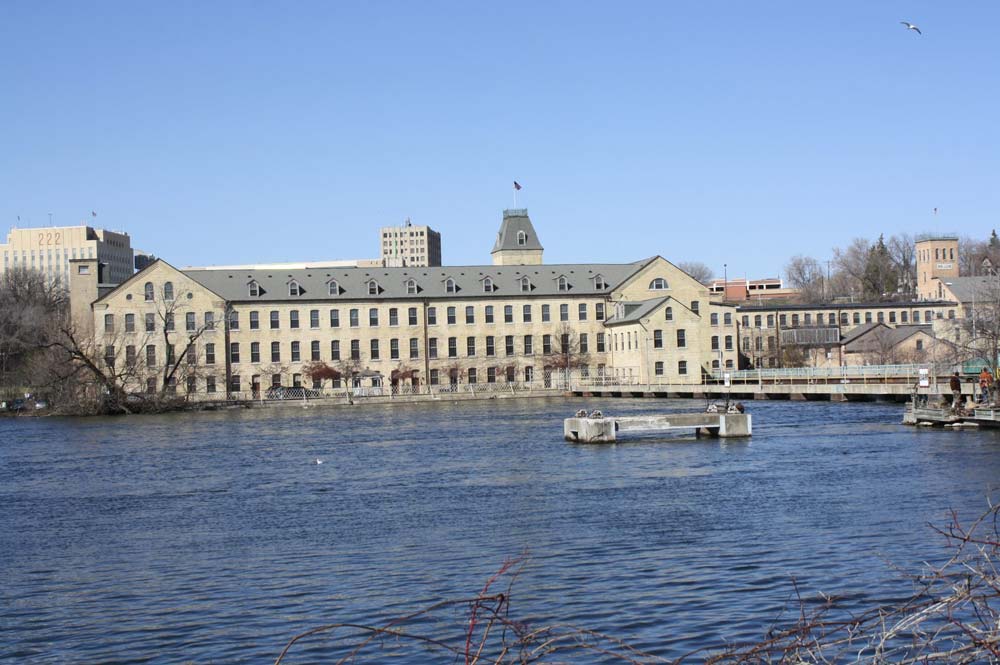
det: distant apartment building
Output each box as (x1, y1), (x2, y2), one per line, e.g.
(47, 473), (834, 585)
(380, 220), (441, 267)
(707, 277), (798, 302)
(1, 225), (134, 285)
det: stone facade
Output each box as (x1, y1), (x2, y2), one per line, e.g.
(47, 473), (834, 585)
(916, 235), (959, 300)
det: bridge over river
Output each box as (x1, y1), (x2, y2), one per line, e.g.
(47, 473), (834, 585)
(570, 364), (973, 403)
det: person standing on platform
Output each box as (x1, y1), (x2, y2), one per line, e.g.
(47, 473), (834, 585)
(950, 372), (963, 412)
(979, 367), (993, 405)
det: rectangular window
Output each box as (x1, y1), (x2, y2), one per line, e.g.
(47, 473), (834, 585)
(427, 307), (437, 325)
(330, 309), (340, 327)
(653, 330), (663, 349)
(853, 312), (860, 324)
(104, 344), (115, 368)
(206, 376), (216, 393)
(369, 308), (379, 326)
(677, 329), (686, 348)
(251, 342), (260, 363)
(430, 369), (439, 385)
(487, 367), (496, 383)
(559, 304), (569, 321)
(485, 336), (495, 356)
(596, 333), (606, 352)
(230, 342), (240, 364)
(467, 336), (476, 357)
(389, 308), (399, 326)
(465, 306), (475, 324)
(350, 340), (360, 360)
(164, 313), (175, 332)
(542, 334), (552, 354)
(146, 344), (156, 367)
(710, 313), (719, 325)
(804, 313), (812, 325)
(270, 311), (280, 329)
(541, 304), (550, 322)
(448, 337), (457, 358)
(205, 343), (215, 365)
(145, 313), (156, 332)
(711, 335), (719, 351)
(390, 338), (400, 360)
(187, 376), (197, 393)
(524, 335), (533, 355)
(725, 335), (733, 351)
(447, 307), (456, 325)
(678, 360), (688, 375)
(596, 303), (605, 321)
(349, 309), (359, 327)
(311, 340), (320, 361)
(370, 339), (379, 360)
(271, 341), (281, 362)
(429, 338), (438, 359)
(655, 361), (664, 376)
(580, 333), (589, 353)
(229, 375), (240, 393)
(485, 305), (494, 324)
(468, 368), (477, 384)
(204, 312), (214, 330)
(865, 312), (872, 323)
(125, 313), (135, 332)
(690, 301), (699, 315)
(578, 303), (587, 321)
(522, 304), (532, 323)
(505, 335), (514, 356)
(250, 311), (259, 330)
(408, 307), (418, 326)
(331, 340), (340, 360)
(104, 314), (114, 333)
(726, 313), (734, 325)
(409, 338), (419, 359)
(126, 345), (137, 367)
(310, 310), (320, 328)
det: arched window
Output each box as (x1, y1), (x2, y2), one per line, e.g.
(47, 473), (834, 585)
(288, 280), (302, 297)
(517, 230), (527, 246)
(163, 281), (174, 301)
(557, 276), (569, 292)
(144, 282), (154, 301)
(518, 276), (532, 293)
(482, 277), (494, 293)
(405, 279), (418, 295)
(367, 280), (380, 296)
(328, 279), (339, 296)
(248, 280), (260, 297)
(665, 307), (673, 321)
(445, 278), (457, 294)
(649, 277), (668, 290)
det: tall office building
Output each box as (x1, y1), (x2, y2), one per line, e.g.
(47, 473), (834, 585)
(1, 225), (134, 285)
(379, 219), (441, 267)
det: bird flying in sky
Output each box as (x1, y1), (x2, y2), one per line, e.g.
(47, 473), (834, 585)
(900, 21), (922, 35)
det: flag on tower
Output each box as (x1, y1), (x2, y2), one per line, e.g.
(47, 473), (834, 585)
(513, 181), (522, 191)
(92, 211), (97, 218)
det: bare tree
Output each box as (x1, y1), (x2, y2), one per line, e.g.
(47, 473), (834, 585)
(0, 267), (68, 390)
(784, 255), (826, 302)
(676, 261), (714, 285)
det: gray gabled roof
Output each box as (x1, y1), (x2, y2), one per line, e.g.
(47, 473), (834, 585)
(844, 324), (934, 353)
(604, 296), (672, 326)
(940, 276), (996, 303)
(491, 209), (543, 253)
(182, 259), (653, 303)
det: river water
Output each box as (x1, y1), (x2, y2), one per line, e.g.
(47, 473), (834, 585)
(2, 398), (999, 663)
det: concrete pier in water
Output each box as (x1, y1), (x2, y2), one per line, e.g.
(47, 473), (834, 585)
(564, 413), (752, 443)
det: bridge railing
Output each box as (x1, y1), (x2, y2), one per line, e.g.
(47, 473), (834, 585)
(703, 363), (953, 386)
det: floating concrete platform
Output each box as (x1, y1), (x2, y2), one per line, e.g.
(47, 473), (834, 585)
(564, 413), (752, 443)
(904, 404), (1000, 428)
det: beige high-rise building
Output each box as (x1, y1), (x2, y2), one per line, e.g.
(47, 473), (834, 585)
(1, 225), (134, 286)
(380, 219), (441, 267)
(915, 234), (959, 300)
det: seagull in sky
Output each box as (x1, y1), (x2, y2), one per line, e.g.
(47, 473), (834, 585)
(900, 21), (922, 35)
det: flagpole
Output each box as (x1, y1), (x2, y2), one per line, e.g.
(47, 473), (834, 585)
(513, 183), (518, 208)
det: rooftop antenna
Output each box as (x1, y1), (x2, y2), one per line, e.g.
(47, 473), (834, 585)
(48, 212), (53, 225)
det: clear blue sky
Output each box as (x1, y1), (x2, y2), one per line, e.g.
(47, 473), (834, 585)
(2, 1), (998, 279)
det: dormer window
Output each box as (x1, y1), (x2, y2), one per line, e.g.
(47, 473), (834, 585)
(649, 277), (668, 290)
(288, 280), (302, 297)
(557, 276), (569, 292)
(594, 275), (607, 290)
(144, 282), (154, 301)
(445, 278), (457, 294)
(482, 277), (495, 293)
(405, 279), (418, 295)
(248, 280), (261, 297)
(517, 230), (527, 246)
(367, 280), (380, 296)
(518, 276), (532, 293)
(327, 279), (339, 296)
